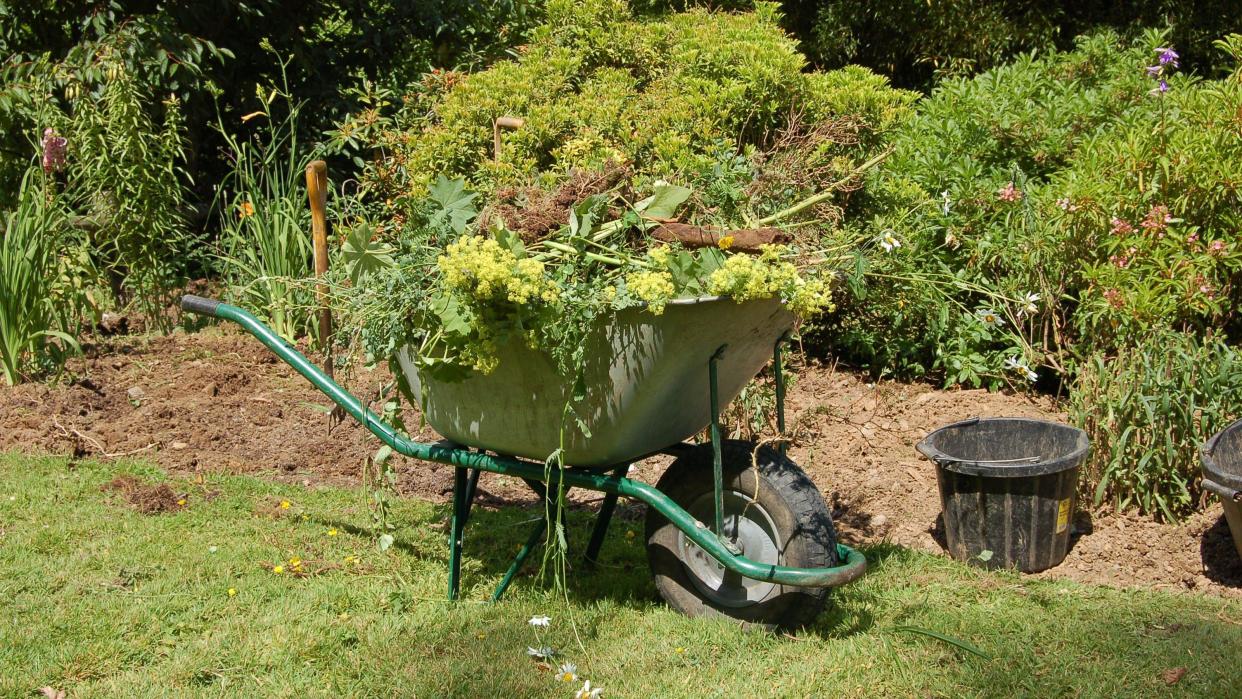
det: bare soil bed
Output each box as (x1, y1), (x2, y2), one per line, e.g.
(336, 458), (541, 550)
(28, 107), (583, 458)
(2, 328), (1238, 598)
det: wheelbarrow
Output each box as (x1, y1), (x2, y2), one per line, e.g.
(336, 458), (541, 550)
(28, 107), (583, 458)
(180, 294), (865, 629)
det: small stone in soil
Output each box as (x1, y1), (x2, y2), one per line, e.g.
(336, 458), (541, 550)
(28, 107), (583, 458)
(126, 386), (145, 403)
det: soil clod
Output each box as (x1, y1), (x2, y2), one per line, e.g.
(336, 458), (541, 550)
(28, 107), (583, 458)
(101, 475), (182, 514)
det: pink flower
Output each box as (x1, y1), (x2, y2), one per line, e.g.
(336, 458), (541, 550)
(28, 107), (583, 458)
(41, 128), (67, 174)
(1110, 218), (1134, 236)
(1103, 288), (1124, 309)
(1056, 198), (1079, 212)
(1109, 254), (1130, 269)
(1140, 205), (1174, 238)
(1208, 240), (1227, 256)
(1186, 232), (1199, 244)
(997, 182), (1022, 202)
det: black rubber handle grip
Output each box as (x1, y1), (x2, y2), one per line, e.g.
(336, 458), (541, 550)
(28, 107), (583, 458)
(180, 294), (223, 317)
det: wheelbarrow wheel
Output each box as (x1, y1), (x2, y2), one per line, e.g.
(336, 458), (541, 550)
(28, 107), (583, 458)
(645, 440), (839, 630)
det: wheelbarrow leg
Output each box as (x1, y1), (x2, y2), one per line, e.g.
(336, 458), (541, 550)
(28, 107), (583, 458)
(493, 516), (548, 601)
(462, 467), (481, 527)
(492, 478), (556, 601)
(709, 345), (727, 540)
(448, 466), (480, 601)
(709, 345), (742, 554)
(584, 463), (630, 567)
(773, 331), (791, 456)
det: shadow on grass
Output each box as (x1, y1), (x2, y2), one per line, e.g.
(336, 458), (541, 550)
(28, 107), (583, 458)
(807, 542), (911, 639)
(317, 488), (906, 637)
(313, 495), (657, 611)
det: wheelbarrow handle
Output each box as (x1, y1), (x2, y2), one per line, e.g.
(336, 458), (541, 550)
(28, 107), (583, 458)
(181, 295), (224, 318)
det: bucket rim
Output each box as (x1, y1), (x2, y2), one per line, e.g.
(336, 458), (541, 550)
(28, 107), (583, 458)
(1201, 417), (1242, 492)
(915, 416), (1090, 478)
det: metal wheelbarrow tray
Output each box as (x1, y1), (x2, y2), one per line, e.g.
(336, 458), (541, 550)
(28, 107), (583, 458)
(401, 296), (797, 466)
(181, 294), (865, 630)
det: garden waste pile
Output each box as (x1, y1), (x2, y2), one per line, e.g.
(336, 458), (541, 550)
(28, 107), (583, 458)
(338, 0), (913, 384)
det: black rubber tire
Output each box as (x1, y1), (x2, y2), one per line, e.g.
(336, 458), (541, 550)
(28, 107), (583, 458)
(645, 440), (839, 630)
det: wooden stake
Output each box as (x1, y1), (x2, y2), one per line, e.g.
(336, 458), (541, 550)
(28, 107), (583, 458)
(493, 116), (525, 162)
(305, 159), (333, 378)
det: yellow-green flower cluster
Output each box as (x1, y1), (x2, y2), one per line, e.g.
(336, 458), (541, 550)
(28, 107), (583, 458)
(622, 244), (677, 314)
(707, 245), (834, 317)
(464, 329), (501, 374)
(648, 244), (673, 267)
(438, 235), (559, 305)
(626, 270), (676, 315)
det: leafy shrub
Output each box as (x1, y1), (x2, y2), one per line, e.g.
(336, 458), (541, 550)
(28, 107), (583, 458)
(6, 24), (198, 329)
(64, 59), (193, 327)
(815, 32), (1150, 384)
(1071, 330), (1242, 521)
(784, 0), (1242, 88)
(369, 0), (916, 209)
(1, 0), (540, 209)
(822, 31), (1242, 388)
(0, 3), (232, 207)
(1060, 41), (1242, 349)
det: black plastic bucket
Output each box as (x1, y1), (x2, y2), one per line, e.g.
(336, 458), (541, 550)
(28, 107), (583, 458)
(917, 417), (1089, 573)
(1201, 418), (1242, 561)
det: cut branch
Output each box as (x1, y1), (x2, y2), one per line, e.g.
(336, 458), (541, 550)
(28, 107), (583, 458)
(650, 222), (790, 252)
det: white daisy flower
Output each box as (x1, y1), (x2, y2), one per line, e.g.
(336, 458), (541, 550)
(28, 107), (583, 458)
(1020, 292), (1040, 316)
(528, 615), (551, 628)
(526, 646), (555, 659)
(1004, 357), (1038, 382)
(880, 230), (901, 252)
(557, 662), (578, 683)
(574, 680), (603, 698)
(976, 309), (1003, 327)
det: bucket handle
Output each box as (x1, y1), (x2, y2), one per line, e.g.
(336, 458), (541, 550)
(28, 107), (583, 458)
(929, 455), (1043, 468)
(1204, 478), (1242, 503)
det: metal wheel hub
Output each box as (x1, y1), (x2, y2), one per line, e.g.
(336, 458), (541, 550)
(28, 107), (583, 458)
(678, 489), (782, 607)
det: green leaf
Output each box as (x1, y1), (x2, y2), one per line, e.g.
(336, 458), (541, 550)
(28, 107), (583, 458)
(569, 198), (598, 238)
(378, 534), (395, 552)
(635, 182), (692, 219)
(430, 295), (471, 336)
(893, 626), (992, 659)
(428, 175), (478, 234)
(493, 224), (526, 257)
(341, 222), (395, 284)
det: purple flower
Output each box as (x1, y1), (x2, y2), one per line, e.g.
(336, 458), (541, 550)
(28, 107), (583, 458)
(1159, 79), (1169, 93)
(1146, 65), (1162, 77)
(1156, 47), (1180, 67)
(40, 127), (67, 174)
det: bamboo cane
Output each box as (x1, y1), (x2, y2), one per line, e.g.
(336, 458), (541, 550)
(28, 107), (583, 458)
(305, 159), (333, 378)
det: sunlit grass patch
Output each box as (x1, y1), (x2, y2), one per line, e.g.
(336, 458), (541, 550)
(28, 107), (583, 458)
(1, 453), (1239, 697)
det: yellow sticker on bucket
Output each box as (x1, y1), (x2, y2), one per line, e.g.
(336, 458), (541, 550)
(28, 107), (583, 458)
(1056, 498), (1071, 534)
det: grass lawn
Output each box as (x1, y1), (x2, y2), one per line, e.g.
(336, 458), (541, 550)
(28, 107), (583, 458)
(1, 453), (1240, 698)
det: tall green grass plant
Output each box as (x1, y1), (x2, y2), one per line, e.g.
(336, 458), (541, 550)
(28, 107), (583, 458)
(1071, 330), (1242, 521)
(214, 79), (317, 343)
(0, 170), (79, 385)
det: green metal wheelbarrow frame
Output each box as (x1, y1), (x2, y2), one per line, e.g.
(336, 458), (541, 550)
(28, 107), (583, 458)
(180, 295), (866, 602)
